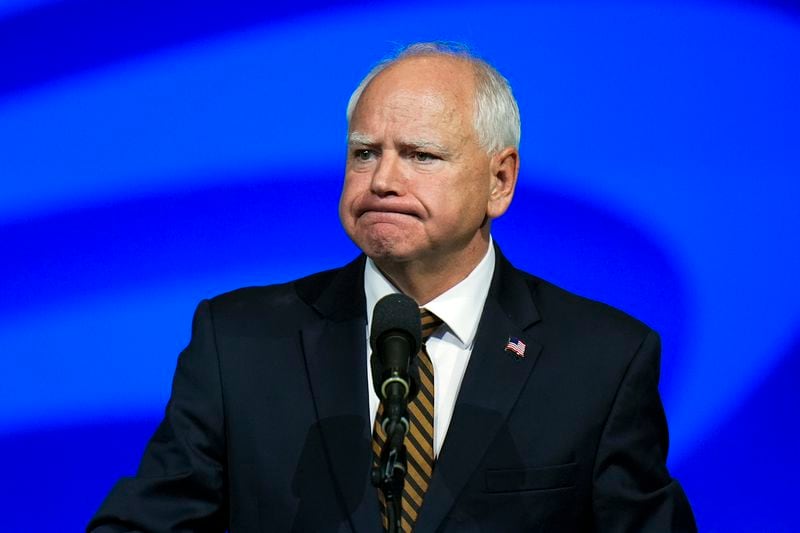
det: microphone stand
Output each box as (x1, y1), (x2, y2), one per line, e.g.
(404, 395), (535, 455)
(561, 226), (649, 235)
(372, 407), (409, 533)
(369, 297), (422, 533)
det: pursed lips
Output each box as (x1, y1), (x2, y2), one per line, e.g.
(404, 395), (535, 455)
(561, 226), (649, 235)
(356, 202), (421, 220)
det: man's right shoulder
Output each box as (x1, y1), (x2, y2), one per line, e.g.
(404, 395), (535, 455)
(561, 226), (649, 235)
(207, 266), (340, 308)
(197, 257), (364, 335)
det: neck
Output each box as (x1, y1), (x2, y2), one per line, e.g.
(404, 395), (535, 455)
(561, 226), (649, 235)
(374, 235), (491, 305)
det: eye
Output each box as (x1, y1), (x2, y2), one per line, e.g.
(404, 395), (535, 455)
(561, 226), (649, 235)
(412, 151), (437, 162)
(354, 149), (376, 161)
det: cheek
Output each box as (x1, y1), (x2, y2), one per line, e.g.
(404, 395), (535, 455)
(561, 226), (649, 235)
(425, 189), (476, 228)
(443, 174), (490, 211)
(339, 175), (359, 206)
(338, 182), (355, 223)
(339, 174), (370, 228)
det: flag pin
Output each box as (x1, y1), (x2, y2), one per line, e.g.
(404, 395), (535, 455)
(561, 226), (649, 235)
(505, 336), (526, 359)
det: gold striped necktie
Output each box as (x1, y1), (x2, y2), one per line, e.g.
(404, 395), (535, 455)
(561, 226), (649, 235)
(373, 307), (443, 532)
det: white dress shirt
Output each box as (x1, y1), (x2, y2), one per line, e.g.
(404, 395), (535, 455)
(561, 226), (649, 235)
(364, 240), (496, 457)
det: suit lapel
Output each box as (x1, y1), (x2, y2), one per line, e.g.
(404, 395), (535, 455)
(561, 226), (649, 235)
(299, 256), (382, 533)
(415, 251), (543, 531)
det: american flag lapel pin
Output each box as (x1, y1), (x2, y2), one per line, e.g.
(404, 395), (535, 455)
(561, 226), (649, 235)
(505, 336), (527, 359)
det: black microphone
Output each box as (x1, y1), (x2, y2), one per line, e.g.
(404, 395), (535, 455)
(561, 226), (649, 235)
(370, 293), (421, 448)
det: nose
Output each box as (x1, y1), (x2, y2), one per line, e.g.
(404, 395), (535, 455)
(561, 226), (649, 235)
(370, 151), (405, 197)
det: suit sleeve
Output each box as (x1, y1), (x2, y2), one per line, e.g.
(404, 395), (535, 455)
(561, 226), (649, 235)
(592, 329), (696, 532)
(87, 300), (228, 532)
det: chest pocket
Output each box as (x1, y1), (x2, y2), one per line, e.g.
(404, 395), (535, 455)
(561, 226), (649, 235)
(485, 462), (578, 493)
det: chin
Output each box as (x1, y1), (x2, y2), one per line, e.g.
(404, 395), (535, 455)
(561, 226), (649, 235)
(355, 235), (416, 264)
(361, 242), (408, 262)
(346, 224), (413, 259)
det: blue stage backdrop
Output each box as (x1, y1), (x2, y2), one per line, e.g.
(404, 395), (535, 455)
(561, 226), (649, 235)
(1, 1), (798, 531)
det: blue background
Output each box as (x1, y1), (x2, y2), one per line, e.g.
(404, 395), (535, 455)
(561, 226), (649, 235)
(1, 1), (798, 530)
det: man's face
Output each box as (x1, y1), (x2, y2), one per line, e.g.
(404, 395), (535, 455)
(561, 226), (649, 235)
(339, 56), (500, 267)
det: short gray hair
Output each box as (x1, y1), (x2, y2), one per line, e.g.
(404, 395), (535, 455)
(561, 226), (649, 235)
(346, 42), (521, 154)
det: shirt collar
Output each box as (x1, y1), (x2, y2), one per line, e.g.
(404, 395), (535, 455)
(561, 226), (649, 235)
(364, 238), (496, 348)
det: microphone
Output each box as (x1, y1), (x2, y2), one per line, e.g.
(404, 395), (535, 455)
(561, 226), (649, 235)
(370, 293), (421, 448)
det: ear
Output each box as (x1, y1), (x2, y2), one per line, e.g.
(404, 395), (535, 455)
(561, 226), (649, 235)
(486, 146), (520, 219)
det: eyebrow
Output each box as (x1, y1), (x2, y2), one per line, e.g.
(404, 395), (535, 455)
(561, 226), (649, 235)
(347, 132), (376, 146)
(348, 132), (451, 156)
(400, 139), (450, 155)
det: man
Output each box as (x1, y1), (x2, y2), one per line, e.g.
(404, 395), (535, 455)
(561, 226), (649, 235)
(89, 43), (695, 531)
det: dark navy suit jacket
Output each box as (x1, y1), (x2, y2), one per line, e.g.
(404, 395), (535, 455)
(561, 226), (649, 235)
(88, 248), (695, 532)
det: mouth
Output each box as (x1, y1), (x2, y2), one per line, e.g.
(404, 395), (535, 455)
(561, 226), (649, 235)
(357, 210), (419, 224)
(356, 202), (421, 220)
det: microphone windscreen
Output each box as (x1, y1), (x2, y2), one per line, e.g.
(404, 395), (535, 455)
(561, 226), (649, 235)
(370, 293), (422, 353)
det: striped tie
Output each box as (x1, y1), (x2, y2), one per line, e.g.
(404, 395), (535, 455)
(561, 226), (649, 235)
(373, 308), (443, 532)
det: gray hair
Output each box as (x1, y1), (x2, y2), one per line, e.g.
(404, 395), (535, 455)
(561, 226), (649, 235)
(346, 42), (521, 154)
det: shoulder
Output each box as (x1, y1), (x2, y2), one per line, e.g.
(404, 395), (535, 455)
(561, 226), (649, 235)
(530, 273), (652, 340)
(199, 259), (362, 336)
(206, 264), (341, 311)
(501, 262), (662, 413)
(501, 258), (656, 367)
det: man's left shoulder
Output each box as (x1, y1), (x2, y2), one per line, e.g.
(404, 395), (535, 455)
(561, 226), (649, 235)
(510, 265), (655, 355)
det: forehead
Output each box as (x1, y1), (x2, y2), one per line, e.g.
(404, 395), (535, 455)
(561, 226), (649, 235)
(350, 56), (477, 136)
